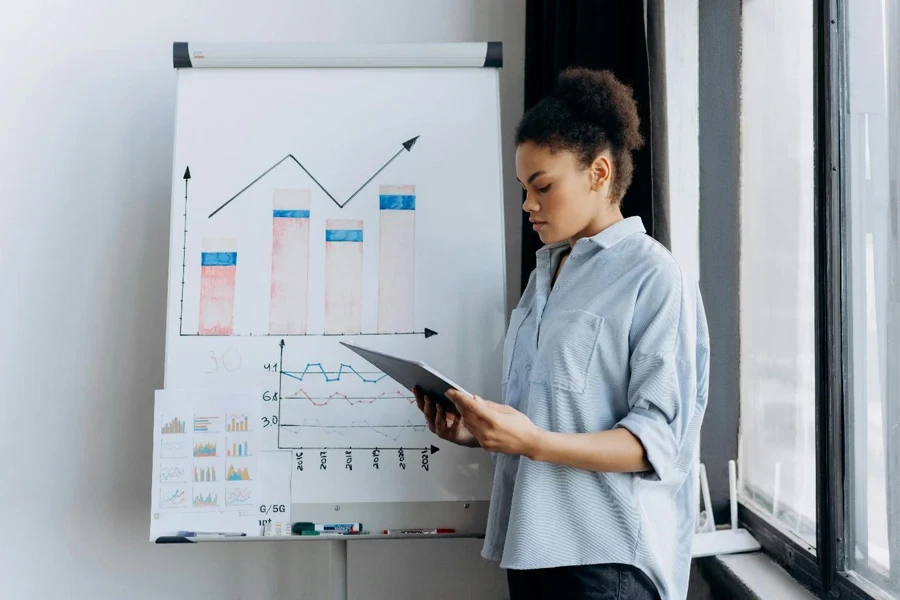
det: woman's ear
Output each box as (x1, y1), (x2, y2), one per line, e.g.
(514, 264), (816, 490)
(589, 154), (612, 192)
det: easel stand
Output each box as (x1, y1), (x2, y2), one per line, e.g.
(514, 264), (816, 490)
(156, 533), (484, 600)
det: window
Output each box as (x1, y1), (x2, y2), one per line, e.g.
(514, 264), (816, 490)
(737, 0), (817, 548)
(844, 0), (900, 593)
(736, 0), (900, 597)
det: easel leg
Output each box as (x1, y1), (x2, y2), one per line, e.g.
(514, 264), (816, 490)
(328, 540), (348, 600)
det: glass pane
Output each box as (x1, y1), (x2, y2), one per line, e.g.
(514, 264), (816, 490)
(737, 0), (817, 548)
(844, 0), (900, 591)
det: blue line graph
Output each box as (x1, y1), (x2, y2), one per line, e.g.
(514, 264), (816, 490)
(282, 363), (386, 384)
(159, 465), (188, 483)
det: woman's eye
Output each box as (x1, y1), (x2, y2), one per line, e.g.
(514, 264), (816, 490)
(538, 184), (551, 194)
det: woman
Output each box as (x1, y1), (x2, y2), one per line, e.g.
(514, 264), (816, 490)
(415, 67), (709, 600)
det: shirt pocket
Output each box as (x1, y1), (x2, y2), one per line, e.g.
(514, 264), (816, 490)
(530, 310), (604, 395)
(501, 307), (531, 384)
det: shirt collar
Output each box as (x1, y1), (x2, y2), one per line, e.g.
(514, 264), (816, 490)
(535, 216), (647, 255)
(586, 216), (647, 249)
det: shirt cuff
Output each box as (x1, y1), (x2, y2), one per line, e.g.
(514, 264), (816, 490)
(616, 407), (679, 483)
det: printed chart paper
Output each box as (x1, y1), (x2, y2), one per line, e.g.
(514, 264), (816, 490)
(150, 388), (266, 539)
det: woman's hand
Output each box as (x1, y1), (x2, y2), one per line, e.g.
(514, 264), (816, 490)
(446, 389), (543, 457)
(414, 387), (480, 448)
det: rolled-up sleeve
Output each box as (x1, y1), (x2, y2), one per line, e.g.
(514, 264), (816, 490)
(615, 265), (708, 486)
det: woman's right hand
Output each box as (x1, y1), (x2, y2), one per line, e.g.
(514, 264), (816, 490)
(414, 387), (481, 448)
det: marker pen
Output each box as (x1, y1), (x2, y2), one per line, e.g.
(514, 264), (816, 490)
(292, 522), (362, 534)
(382, 528), (455, 535)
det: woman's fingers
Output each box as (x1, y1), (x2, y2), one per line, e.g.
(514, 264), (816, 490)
(413, 386), (425, 412)
(435, 404), (448, 437)
(423, 398), (437, 433)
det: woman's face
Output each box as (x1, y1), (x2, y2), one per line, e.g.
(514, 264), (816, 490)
(515, 141), (614, 245)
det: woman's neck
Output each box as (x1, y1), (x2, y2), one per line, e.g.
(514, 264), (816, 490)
(569, 206), (625, 247)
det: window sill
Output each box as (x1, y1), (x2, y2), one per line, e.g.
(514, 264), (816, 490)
(699, 552), (818, 600)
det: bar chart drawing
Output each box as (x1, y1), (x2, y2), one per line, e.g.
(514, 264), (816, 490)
(269, 189), (311, 335)
(378, 185), (416, 333)
(178, 166), (429, 338)
(198, 238), (237, 335)
(193, 415), (220, 433)
(161, 417), (185, 435)
(193, 491), (218, 508)
(324, 219), (364, 335)
(226, 440), (250, 457)
(194, 464), (217, 482)
(226, 413), (250, 432)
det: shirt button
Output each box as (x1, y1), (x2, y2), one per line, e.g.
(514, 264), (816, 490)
(553, 285), (560, 292)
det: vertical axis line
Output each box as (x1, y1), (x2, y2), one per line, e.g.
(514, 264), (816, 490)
(277, 339), (285, 449)
(179, 174), (189, 336)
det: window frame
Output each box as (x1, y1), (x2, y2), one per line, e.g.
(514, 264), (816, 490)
(736, 1), (896, 599)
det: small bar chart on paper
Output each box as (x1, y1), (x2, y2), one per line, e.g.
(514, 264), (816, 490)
(193, 491), (219, 508)
(226, 439), (250, 457)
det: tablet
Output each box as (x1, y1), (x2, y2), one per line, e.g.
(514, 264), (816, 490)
(339, 341), (467, 415)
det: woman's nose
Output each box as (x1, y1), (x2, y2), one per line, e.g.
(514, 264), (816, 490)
(522, 191), (539, 213)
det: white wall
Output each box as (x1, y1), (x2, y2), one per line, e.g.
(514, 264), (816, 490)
(0, 2), (523, 599)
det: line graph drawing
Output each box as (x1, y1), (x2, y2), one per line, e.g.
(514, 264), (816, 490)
(275, 339), (437, 451)
(225, 487), (253, 506)
(281, 419), (428, 442)
(159, 465), (188, 483)
(160, 440), (187, 458)
(208, 136), (419, 218)
(283, 389), (415, 406)
(160, 487), (187, 509)
(281, 362), (387, 385)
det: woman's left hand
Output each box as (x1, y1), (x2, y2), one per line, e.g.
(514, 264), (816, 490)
(446, 389), (543, 457)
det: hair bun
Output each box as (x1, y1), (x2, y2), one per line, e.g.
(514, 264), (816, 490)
(553, 67), (643, 152)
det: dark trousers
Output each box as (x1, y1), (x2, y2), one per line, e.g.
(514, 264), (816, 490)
(507, 563), (659, 600)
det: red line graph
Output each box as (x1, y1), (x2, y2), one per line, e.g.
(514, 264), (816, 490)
(284, 389), (415, 407)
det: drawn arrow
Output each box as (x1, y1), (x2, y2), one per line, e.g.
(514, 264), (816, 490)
(277, 445), (440, 453)
(208, 136), (420, 218)
(178, 166), (191, 335)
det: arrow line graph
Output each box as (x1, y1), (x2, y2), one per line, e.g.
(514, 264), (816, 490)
(208, 136), (419, 218)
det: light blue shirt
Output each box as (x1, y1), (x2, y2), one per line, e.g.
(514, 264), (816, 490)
(482, 217), (709, 600)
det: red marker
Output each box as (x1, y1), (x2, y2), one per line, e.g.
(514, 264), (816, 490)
(382, 528), (455, 535)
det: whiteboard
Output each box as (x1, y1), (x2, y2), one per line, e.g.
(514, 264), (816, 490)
(156, 44), (507, 536)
